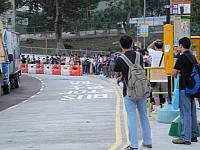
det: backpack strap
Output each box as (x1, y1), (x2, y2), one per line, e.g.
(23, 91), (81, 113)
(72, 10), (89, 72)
(135, 52), (141, 65)
(159, 53), (164, 67)
(183, 52), (197, 65)
(120, 54), (134, 67)
(120, 52), (140, 67)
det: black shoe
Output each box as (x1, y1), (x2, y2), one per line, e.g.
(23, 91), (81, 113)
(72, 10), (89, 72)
(142, 143), (152, 148)
(124, 145), (138, 150)
(172, 138), (191, 145)
(191, 137), (198, 142)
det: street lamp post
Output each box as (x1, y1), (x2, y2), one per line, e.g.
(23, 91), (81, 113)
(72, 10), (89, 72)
(11, 0), (16, 32)
(166, 0), (172, 104)
(166, 0), (171, 24)
(143, 0), (146, 48)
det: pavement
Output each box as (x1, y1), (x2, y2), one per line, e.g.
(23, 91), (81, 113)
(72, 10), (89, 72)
(0, 75), (41, 111)
(98, 75), (200, 150)
(0, 74), (118, 150)
(0, 74), (200, 150)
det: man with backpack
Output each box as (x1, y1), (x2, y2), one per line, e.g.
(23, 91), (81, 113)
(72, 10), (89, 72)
(172, 37), (198, 145)
(114, 35), (152, 150)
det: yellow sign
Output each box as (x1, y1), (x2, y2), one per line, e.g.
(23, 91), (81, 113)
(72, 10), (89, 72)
(134, 42), (142, 49)
(140, 23), (149, 37)
(164, 24), (174, 75)
(191, 36), (200, 63)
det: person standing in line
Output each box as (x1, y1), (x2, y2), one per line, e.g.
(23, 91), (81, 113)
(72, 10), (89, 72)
(147, 40), (168, 112)
(172, 37), (198, 145)
(114, 35), (152, 150)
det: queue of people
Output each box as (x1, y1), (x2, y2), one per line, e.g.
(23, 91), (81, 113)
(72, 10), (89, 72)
(20, 52), (118, 78)
(114, 35), (199, 150)
(20, 35), (200, 150)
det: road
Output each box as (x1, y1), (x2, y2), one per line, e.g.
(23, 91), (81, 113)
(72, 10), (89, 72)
(1, 74), (200, 150)
(0, 75), (41, 111)
(0, 74), (128, 150)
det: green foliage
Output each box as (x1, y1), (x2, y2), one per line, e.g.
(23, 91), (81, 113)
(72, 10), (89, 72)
(191, 0), (200, 35)
(0, 0), (11, 14)
(27, 13), (53, 32)
(16, 0), (102, 31)
(146, 0), (165, 16)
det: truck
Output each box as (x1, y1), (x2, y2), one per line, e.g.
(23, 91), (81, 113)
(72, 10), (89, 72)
(0, 19), (21, 95)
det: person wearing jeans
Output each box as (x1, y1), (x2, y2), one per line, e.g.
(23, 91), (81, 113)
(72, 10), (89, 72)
(114, 35), (152, 150)
(179, 90), (198, 142)
(172, 37), (198, 144)
(124, 96), (152, 149)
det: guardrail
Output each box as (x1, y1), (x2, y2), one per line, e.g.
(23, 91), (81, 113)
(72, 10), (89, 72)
(20, 46), (109, 56)
(145, 66), (173, 119)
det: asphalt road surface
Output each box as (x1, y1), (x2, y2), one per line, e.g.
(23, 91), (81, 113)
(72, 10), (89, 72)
(0, 74), (127, 150)
(0, 75), (41, 111)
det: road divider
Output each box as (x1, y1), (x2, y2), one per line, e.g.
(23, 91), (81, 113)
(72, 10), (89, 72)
(21, 63), (83, 76)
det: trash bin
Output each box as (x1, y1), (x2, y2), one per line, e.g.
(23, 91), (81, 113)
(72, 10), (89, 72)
(191, 36), (200, 63)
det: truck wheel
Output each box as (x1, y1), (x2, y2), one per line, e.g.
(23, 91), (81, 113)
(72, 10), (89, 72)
(15, 76), (20, 88)
(0, 86), (3, 96)
(3, 84), (11, 95)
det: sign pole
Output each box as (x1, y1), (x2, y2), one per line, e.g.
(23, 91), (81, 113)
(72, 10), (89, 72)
(166, 0), (172, 104)
(143, 0), (146, 48)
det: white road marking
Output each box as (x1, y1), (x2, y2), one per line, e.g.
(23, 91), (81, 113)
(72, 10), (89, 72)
(7, 105), (19, 110)
(22, 100), (29, 103)
(30, 95), (35, 98)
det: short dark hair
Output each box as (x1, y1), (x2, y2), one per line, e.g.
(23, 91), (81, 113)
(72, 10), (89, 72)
(120, 35), (133, 49)
(179, 37), (191, 49)
(155, 41), (163, 49)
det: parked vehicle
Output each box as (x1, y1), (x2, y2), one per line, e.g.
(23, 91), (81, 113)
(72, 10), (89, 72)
(0, 19), (21, 95)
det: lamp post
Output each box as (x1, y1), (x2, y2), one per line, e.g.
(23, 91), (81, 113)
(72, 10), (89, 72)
(166, 0), (172, 104)
(166, 0), (171, 24)
(143, 0), (146, 48)
(11, 0), (16, 32)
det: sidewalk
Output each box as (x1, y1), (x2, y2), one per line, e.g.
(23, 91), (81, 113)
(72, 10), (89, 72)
(96, 75), (200, 150)
(147, 108), (200, 150)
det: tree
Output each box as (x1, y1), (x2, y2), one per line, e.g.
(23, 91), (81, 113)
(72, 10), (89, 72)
(107, 0), (143, 33)
(16, 0), (101, 49)
(0, 0), (11, 14)
(146, 0), (165, 17)
(191, 0), (200, 35)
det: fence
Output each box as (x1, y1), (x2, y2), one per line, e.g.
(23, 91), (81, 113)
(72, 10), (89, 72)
(20, 46), (110, 57)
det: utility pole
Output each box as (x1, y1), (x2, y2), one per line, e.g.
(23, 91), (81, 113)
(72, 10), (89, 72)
(11, 0), (16, 32)
(143, 0), (146, 48)
(166, 0), (172, 104)
(166, 0), (171, 24)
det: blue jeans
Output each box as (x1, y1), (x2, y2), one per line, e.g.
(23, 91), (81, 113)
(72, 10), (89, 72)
(124, 96), (152, 148)
(179, 90), (198, 141)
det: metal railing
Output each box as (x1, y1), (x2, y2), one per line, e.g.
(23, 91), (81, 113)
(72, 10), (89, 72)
(145, 66), (174, 119)
(20, 46), (110, 57)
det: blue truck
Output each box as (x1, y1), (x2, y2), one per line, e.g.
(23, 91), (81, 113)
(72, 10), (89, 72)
(0, 27), (21, 95)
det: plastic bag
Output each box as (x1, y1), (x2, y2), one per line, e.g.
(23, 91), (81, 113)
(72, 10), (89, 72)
(172, 75), (180, 110)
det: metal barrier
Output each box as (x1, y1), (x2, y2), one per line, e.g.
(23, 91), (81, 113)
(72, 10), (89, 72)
(20, 46), (110, 57)
(28, 64), (36, 74)
(145, 66), (173, 119)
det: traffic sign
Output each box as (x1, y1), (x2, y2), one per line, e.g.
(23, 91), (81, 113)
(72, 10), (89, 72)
(170, 0), (191, 15)
(139, 23), (149, 37)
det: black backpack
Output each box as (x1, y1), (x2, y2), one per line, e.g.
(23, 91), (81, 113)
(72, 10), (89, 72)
(184, 53), (200, 98)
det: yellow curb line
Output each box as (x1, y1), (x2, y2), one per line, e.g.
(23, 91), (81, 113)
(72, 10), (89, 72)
(90, 76), (129, 150)
(108, 86), (122, 150)
(120, 103), (130, 150)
